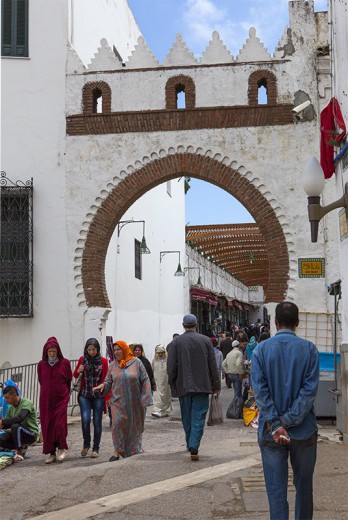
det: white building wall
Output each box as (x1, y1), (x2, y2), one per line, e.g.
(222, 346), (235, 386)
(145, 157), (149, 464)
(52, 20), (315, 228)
(0, 0), (141, 366)
(105, 179), (186, 362)
(331, 0), (348, 343)
(69, 0), (141, 66)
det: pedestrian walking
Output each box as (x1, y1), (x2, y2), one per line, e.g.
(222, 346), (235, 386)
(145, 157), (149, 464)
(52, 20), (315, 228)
(251, 301), (319, 520)
(222, 338), (248, 399)
(73, 338), (108, 459)
(132, 344), (157, 394)
(37, 337), (72, 464)
(211, 337), (223, 380)
(151, 344), (172, 418)
(167, 314), (221, 461)
(93, 340), (152, 461)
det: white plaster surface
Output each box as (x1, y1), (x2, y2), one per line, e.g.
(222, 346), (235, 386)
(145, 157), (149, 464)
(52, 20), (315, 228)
(1, 0), (342, 370)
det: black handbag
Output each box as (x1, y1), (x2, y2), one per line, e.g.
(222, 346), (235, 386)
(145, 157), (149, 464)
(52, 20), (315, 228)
(226, 396), (244, 419)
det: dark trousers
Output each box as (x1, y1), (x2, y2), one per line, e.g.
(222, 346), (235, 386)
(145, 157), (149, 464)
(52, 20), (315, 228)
(0, 423), (37, 451)
(259, 432), (317, 520)
(179, 393), (209, 451)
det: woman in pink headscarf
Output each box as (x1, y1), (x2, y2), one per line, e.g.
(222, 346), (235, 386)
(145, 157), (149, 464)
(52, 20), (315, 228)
(37, 337), (72, 464)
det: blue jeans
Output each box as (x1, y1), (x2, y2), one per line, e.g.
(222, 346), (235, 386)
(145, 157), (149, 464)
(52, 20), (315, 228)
(259, 432), (317, 520)
(79, 395), (104, 453)
(229, 373), (242, 398)
(179, 393), (209, 451)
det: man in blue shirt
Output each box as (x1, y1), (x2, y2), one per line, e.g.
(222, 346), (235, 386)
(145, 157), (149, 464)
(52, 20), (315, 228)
(251, 301), (319, 520)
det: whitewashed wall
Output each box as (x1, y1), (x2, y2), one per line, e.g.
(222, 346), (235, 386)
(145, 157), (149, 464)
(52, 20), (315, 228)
(0, 0), (141, 366)
(105, 179), (186, 362)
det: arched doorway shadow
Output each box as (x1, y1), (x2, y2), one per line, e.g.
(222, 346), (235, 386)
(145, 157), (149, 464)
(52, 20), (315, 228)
(79, 153), (290, 307)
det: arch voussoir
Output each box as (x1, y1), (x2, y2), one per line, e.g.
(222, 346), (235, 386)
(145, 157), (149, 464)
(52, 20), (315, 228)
(81, 153), (289, 307)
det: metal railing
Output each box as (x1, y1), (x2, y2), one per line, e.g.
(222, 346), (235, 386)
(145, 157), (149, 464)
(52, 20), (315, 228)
(0, 360), (79, 415)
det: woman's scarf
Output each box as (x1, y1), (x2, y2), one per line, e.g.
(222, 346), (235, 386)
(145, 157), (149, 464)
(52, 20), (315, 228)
(114, 340), (134, 368)
(82, 338), (103, 397)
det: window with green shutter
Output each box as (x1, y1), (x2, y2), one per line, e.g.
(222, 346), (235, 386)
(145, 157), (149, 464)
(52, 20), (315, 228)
(1, 0), (29, 57)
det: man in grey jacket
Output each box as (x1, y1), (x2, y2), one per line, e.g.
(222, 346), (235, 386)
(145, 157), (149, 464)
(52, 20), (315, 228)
(167, 314), (221, 461)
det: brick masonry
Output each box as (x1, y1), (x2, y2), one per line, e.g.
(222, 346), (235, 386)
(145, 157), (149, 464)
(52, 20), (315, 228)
(67, 104), (293, 135)
(81, 153), (289, 307)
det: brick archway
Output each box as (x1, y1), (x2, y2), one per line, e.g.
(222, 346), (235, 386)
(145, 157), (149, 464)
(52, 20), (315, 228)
(81, 154), (289, 307)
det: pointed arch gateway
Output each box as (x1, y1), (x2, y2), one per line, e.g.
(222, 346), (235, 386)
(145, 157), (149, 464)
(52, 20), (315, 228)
(81, 153), (289, 308)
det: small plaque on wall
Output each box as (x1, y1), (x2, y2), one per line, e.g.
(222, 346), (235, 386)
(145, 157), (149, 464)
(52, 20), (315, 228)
(298, 258), (325, 278)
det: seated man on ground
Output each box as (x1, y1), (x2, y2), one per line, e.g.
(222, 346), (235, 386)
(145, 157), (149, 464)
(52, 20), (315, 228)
(0, 386), (39, 462)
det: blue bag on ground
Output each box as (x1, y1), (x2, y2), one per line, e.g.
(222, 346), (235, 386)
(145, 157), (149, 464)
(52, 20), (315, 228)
(226, 396), (244, 419)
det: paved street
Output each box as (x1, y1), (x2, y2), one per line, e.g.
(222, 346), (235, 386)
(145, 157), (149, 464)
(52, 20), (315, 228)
(2, 387), (347, 520)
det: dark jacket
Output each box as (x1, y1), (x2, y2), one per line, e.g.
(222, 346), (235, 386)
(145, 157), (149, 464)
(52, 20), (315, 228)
(167, 330), (221, 398)
(219, 338), (233, 359)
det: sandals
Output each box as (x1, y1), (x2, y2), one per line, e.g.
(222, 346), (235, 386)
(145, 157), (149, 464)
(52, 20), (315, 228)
(109, 455), (120, 462)
(13, 454), (24, 463)
(109, 450), (120, 462)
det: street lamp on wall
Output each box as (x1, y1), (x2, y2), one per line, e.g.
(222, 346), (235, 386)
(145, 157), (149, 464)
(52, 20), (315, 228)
(184, 266), (203, 288)
(117, 219), (151, 254)
(303, 157), (348, 242)
(160, 251), (185, 276)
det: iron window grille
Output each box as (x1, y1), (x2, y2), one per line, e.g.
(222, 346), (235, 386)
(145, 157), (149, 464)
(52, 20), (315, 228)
(0, 172), (33, 317)
(1, 0), (29, 57)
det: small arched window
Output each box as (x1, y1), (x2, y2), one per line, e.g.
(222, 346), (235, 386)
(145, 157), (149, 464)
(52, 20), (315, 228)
(248, 70), (277, 106)
(176, 86), (186, 109)
(257, 80), (268, 105)
(165, 75), (195, 110)
(82, 81), (111, 114)
(92, 88), (103, 113)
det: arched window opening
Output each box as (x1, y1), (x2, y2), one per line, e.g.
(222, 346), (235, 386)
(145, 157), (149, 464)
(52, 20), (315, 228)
(248, 71), (277, 107)
(92, 88), (103, 113)
(176, 85), (186, 109)
(258, 80), (268, 105)
(165, 75), (195, 110)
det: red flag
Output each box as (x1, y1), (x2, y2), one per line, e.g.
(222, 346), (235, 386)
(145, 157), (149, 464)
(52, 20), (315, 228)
(320, 97), (346, 179)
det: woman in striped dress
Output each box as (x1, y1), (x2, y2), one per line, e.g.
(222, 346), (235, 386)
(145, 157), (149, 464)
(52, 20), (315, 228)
(93, 340), (151, 461)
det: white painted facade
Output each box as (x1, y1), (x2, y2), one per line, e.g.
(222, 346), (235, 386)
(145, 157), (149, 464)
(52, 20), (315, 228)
(328, 0), (348, 440)
(105, 179), (186, 361)
(0, 0), (142, 365)
(1, 1), (342, 370)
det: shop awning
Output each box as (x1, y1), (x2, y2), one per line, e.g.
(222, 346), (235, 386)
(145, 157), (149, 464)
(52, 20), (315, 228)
(190, 288), (218, 306)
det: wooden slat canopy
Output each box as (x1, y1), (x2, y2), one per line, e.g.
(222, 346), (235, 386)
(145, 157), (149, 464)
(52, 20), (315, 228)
(186, 223), (269, 290)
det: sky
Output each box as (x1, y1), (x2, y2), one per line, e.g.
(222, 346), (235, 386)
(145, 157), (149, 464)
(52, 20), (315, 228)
(127, 0), (328, 225)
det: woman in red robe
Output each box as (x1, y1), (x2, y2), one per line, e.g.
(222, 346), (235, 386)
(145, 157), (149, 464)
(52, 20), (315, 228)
(37, 337), (72, 464)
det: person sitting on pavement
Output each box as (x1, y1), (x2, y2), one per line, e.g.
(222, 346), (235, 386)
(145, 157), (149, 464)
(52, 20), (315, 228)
(151, 344), (172, 418)
(222, 338), (248, 399)
(0, 386), (39, 462)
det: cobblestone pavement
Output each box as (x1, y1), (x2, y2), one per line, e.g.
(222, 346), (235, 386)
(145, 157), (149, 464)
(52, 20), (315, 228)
(2, 387), (348, 520)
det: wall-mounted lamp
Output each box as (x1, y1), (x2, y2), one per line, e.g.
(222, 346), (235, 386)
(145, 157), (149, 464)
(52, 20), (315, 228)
(117, 219), (151, 254)
(184, 267), (203, 288)
(303, 157), (348, 242)
(160, 251), (185, 276)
